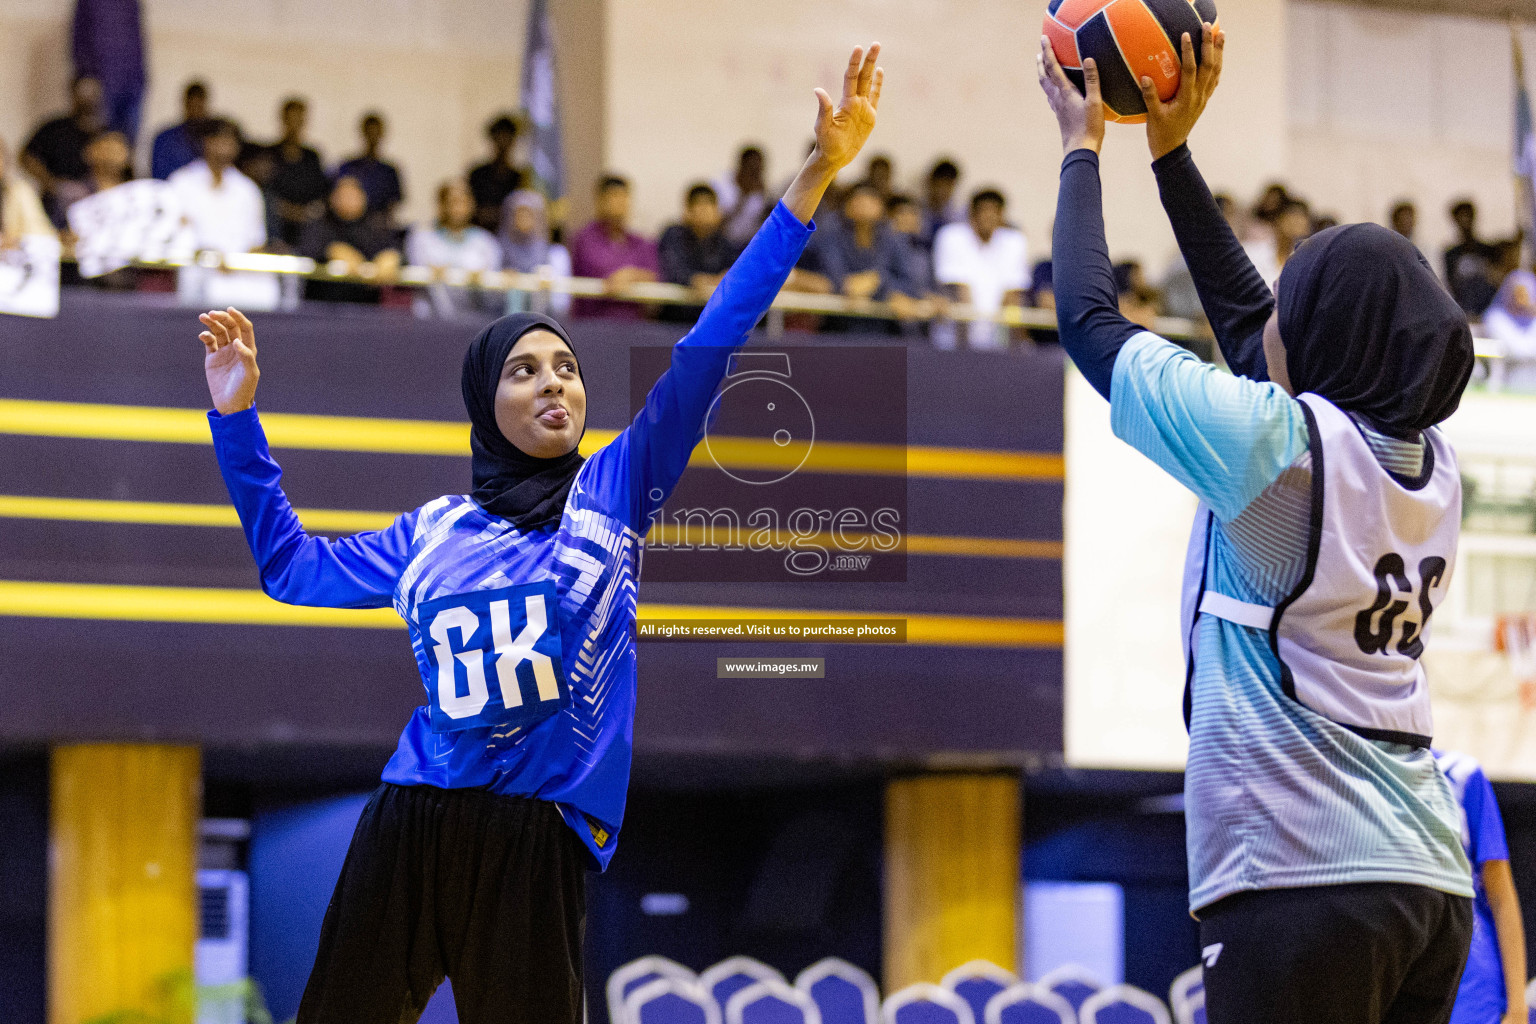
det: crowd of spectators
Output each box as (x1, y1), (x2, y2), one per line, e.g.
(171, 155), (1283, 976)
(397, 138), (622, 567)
(5, 74), (1536, 369)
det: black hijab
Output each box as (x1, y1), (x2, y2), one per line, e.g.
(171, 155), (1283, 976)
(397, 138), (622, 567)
(1276, 223), (1474, 439)
(461, 313), (585, 531)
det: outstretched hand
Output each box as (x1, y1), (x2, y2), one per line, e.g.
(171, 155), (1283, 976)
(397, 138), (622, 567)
(199, 307), (260, 415)
(782, 43), (885, 224)
(1139, 23), (1224, 161)
(1037, 38), (1104, 156)
(812, 43), (884, 172)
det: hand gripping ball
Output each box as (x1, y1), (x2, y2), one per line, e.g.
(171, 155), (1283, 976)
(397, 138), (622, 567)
(1043, 0), (1218, 123)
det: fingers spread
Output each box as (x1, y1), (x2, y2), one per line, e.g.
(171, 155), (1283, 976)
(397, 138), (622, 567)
(869, 67), (884, 110)
(199, 331), (216, 354)
(1181, 31), (1197, 80)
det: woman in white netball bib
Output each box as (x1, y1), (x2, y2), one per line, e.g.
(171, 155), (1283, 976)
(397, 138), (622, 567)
(1039, 25), (1477, 1024)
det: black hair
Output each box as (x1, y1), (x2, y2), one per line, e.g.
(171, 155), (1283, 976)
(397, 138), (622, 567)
(194, 117), (240, 143)
(1450, 199), (1476, 219)
(184, 80), (209, 101)
(930, 159), (960, 181)
(1390, 200), (1417, 218)
(487, 115), (519, 137)
(281, 96), (307, 114)
(868, 154), (893, 171)
(685, 183), (718, 205)
(738, 145), (764, 163)
(886, 192), (917, 212)
(970, 188), (1006, 211)
(597, 174), (630, 194)
(361, 111), (385, 129)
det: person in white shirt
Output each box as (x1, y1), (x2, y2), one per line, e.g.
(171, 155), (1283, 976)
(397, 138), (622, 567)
(405, 179), (503, 318)
(168, 118), (277, 310)
(1485, 269), (1536, 394)
(712, 145), (771, 246)
(933, 187), (1030, 350)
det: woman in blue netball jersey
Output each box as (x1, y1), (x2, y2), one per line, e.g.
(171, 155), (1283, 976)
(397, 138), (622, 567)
(196, 44), (883, 1024)
(1040, 25), (1475, 1024)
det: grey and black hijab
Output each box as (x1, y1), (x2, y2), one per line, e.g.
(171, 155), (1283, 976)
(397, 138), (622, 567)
(1275, 223), (1474, 439)
(460, 313), (585, 531)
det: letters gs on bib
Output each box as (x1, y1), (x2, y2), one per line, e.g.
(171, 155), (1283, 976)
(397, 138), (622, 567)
(417, 581), (571, 734)
(1354, 553), (1448, 660)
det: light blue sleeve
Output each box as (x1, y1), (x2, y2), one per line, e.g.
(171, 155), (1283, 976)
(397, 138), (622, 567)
(1109, 331), (1309, 522)
(209, 406), (417, 608)
(583, 201), (814, 531)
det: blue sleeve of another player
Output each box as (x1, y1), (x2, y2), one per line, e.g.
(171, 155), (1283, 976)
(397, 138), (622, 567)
(596, 201), (813, 530)
(1465, 766), (1510, 866)
(1110, 333), (1310, 522)
(209, 406), (416, 608)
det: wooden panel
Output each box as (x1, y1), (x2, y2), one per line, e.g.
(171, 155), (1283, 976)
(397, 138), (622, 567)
(49, 744), (201, 1024)
(883, 773), (1021, 990)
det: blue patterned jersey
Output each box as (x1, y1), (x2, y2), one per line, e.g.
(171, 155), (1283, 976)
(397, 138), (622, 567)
(210, 203), (814, 868)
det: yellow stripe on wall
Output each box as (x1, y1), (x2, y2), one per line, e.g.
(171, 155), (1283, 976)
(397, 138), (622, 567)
(0, 494), (1063, 560)
(0, 398), (1062, 480)
(0, 580), (1063, 648)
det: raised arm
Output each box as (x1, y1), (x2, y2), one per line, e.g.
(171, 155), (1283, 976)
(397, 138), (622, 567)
(1037, 44), (1144, 400)
(1140, 25), (1273, 381)
(199, 309), (413, 607)
(612, 43), (885, 528)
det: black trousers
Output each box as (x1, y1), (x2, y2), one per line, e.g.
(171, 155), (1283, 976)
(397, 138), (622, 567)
(1199, 883), (1473, 1024)
(296, 783), (587, 1024)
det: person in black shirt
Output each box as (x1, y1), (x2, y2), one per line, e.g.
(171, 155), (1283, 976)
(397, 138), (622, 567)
(21, 76), (104, 210)
(1444, 200), (1501, 317)
(300, 175), (401, 304)
(468, 115), (525, 231)
(657, 183), (740, 322)
(266, 97), (330, 248)
(336, 112), (404, 223)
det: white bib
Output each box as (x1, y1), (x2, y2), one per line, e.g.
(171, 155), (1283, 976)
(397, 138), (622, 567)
(1185, 393), (1460, 746)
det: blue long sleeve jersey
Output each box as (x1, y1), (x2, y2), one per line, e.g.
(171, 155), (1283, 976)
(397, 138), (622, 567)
(1055, 150), (1470, 912)
(210, 201), (814, 870)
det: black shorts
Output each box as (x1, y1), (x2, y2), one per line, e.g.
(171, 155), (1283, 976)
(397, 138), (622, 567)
(296, 783), (588, 1024)
(1199, 882), (1473, 1024)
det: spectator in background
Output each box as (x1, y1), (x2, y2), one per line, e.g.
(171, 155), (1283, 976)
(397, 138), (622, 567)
(1434, 751), (1529, 1024)
(151, 80), (210, 180)
(337, 112), (404, 224)
(1115, 260), (1160, 330)
(72, 0), (145, 141)
(51, 130), (133, 226)
(1246, 197), (1311, 286)
(1445, 200), (1500, 317)
(1250, 182), (1289, 226)
(713, 145), (770, 246)
(1484, 270), (1536, 394)
(498, 188), (571, 316)
(0, 140), (56, 245)
(468, 115), (524, 232)
(815, 182), (920, 325)
(235, 143), (283, 252)
(300, 175), (401, 300)
(860, 153), (895, 201)
(658, 183), (738, 296)
(886, 193), (935, 297)
(921, 158), (961, 245)
(933, 187), (1029, 350)
(21, 76), (104, 212)
(168, 118), (274, 309)
(570, 174), (658, 320)
(1390, 199), (1419, 246)
(265, 97), (330, 248)
(406, 178), (501, 317)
